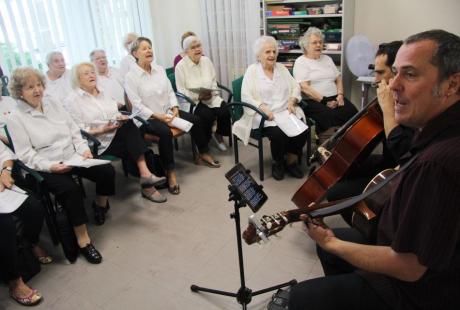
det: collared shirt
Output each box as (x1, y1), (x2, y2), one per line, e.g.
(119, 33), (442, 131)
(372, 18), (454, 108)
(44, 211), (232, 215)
(6, 96), (89, 172)
(362, 101), (460, 309)
(65, 88), (120, 154)
(97, 67), (125, 105)
(252, 63), (297, 128)
(175, 55), (223, 108)
(293, 54), (340, 97)
(125, 63), (178, 123)
(0, 141), (19, 214)
(119, 54), (136, 77)
(44, 69), (73, 103)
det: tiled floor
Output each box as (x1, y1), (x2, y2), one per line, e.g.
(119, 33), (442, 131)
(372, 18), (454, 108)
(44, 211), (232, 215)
(1, 138), (346, 309)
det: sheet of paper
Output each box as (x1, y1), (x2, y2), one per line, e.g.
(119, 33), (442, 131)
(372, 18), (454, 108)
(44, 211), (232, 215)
(63, 154), (111, 168)
(274, 110), (308, 137)
(0, 185), (28, 214)
(170, 117), (193, 132)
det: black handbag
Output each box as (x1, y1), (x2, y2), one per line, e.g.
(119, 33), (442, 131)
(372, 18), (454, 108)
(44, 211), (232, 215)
(53, 204), (79, 263)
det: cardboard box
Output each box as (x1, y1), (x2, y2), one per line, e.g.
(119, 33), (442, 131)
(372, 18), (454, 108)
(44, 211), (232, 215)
(272, 10), (291, 16)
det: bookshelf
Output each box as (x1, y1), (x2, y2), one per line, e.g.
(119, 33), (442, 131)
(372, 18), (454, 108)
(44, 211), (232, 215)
(262, 0), (355, 93)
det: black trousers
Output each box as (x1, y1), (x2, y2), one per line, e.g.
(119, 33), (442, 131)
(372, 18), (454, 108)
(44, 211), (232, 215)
(302, 96), (358, 133)
(289, 228), (390, 310)
(102, 120), (149, 166)
(263, 126), (308, 163)
(141, 110), (207, 166)
(39, 164), (115, 226)
(0, 196), (44, 282)
(194, 101), (231, 152)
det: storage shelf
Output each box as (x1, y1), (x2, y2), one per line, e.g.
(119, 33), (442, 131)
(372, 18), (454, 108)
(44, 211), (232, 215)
(267, 14), (341, 19)
(279, 49), (342, 54)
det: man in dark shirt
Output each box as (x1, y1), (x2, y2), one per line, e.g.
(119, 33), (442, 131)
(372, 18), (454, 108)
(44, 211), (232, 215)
(289, 29), (460, 310)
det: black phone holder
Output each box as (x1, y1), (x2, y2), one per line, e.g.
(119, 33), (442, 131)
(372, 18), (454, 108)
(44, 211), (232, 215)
(190, 166), (296, 309)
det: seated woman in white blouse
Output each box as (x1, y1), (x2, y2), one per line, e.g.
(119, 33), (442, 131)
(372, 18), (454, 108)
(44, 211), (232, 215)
(175, 36), (231, 162)
(65, 62), (167, 203)
(119, 32), (139, 78)
(7, 67), (113, 264)
(125, 37), (208, 193)
(232, 36), (308, 180)
(293, 27), (357, 141)
(44, 51), (72, 103)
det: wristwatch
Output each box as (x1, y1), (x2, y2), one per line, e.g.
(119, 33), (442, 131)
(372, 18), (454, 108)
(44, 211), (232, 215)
(2, 166), (12, 173)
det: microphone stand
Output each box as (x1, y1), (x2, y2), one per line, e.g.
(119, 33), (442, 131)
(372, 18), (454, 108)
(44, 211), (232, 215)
(190, 185), (297, 309)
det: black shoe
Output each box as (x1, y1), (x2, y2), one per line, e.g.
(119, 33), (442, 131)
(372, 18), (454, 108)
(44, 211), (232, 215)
(92, 202), (108, 226)
(272, 162), (285, 180)
(286, 163), (304, 179)
(80, 243), (102, 264)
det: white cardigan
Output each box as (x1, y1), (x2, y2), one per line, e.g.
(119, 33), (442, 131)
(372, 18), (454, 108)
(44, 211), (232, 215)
(232, 63), (304, 145)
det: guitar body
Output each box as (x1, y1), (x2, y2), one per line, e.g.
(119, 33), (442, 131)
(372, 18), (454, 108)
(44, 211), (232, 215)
(292, 100), (384, 209)
(351, 168), (396, 241)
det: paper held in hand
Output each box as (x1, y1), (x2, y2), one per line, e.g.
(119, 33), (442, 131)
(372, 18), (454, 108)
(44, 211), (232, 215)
(63, 154), (111, 168)
(274, 110), (308, 137)
(170, 117), (193, 132)
(0, 185), (28, 214)
(188, 87), (220, 94)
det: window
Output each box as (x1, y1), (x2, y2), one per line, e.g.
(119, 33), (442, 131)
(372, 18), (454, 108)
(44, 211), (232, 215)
(0, 0), (152, 75)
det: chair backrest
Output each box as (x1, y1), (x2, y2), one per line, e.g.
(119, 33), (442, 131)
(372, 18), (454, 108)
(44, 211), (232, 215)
(167, 72), (177, 92)
(165, 67), (174, 76)
(1, 75), (9, 96)
(230, 76), (245, 121)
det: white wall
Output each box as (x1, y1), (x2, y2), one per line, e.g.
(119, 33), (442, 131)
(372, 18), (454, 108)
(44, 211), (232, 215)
(148, 0), (203, 68)
(350, 0), (460, 103)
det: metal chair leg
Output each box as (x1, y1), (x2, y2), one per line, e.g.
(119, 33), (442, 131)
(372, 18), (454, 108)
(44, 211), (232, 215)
(258, 137), (264, 181)
(233, 134), (239, 164)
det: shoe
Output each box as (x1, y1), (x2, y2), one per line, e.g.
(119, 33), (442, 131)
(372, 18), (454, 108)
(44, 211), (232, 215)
(168, 184), (180, 195)
(212, 134), (227, 151)
(142, 187), (167, 203)
(80, 243), (102, 264)
(140, 174), (167, 187)
(36, 255), (53, 265)
(286, 163), (304, 179)
(10, 288), (42, 306)
(92, 202), (108, 226)
(197, 156), (221, 168)
(272, 162), (285, 180)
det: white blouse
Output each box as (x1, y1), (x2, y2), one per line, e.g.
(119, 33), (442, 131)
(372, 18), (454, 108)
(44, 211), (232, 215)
(97, 67), (125, 105)
(293, 54), (340, 97)
(65, 88), (120, 155)
(175, 55), (223, 108)
(0, 141), (19, 214)
(6, 97), (89, 172)
(0, 96), (17, 126)
(250, 63), (293, 129)
(125, 63), (178, 123)
(119, 54), (136, 77)
(44, 70), (73, 103)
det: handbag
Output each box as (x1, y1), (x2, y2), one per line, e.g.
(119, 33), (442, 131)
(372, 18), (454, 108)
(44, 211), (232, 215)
(53, 203), (79, 263)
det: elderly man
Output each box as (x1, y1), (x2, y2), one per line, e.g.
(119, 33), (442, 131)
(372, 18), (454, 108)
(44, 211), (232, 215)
(44, 51), (72, 103)
(289, 29), (460, 310)
(90, 49), (126, 109)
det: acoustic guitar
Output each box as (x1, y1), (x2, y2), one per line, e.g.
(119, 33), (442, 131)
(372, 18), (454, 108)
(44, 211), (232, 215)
(243, 168), (397, 245)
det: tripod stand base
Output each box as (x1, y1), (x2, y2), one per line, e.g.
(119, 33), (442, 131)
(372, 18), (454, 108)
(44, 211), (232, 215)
(190, 279), (297, 307)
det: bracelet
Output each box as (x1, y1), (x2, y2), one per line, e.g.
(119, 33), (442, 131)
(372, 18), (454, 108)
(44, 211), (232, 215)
(1, 166), (12, 173)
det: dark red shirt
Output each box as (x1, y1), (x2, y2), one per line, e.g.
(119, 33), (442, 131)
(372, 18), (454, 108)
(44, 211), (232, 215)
(363, 101), (460, 310)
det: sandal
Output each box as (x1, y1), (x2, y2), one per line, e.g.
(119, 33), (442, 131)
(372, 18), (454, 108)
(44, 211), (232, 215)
(168, 185), (180, 195)
(197, 157), (221, 168)
(36, 255), (53, 265)
(142, 187), (167, 203)
(10, 288), (42, 306)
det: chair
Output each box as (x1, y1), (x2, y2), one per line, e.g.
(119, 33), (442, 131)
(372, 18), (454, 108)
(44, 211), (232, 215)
(228, 76), (313, 181)
(165, 67), (174, 76)
(1, 75), (9, 96)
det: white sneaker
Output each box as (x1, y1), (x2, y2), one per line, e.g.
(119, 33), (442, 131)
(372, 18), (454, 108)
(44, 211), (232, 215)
(212, 134), (227, 151)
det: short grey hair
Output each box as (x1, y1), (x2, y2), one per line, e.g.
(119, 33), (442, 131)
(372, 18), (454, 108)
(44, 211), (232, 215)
(8, 67), (46, 100)
(71, 62), (96, 89)
(45, 51), (63, 66)
(299, 27), (324, 53)
(130, 37), (152, 61)
(123, 32), (139, 51)
(90, 49), (106, 62)
(182, 36), (200, 51)
(253, 36), (278, 59)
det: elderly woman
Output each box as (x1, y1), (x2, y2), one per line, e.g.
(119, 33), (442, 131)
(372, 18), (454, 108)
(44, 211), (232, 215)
(293, 27), (357, 142)
(44, 51), (72, 103)
(65, 62), (167, 202)
(119, 32), (139, 77)
(175, 35), (231, 160)
(233, 36), (308, 180)
(173, 31), (196, 70)
(0, 141), (49, 306)
(125, 37), (208, 193)
(7, 67), (114, 264)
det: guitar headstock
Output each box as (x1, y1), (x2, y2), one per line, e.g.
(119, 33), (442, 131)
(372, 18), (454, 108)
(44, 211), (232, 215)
(242, 212), (291, 245)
